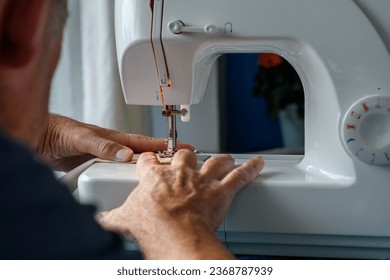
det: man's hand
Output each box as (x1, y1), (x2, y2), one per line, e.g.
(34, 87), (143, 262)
(100, 150), (264, 259)
(36, 114), (194, 171)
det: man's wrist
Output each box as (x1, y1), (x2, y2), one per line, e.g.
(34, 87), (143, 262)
(134, 216), (234, 260)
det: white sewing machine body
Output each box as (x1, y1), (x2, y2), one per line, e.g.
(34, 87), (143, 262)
(77, 0), (390, 258)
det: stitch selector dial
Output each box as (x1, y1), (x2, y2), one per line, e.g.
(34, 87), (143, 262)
(342, 95), (390, 165)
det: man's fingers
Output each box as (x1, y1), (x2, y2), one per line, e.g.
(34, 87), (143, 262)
(221, 156), (264, 194)
(109, 133), (195, 153)
(176, 141), (195, 151)
(199, 155), (235, 180)
(136, 152), (161, 177)
(170, 149), (197, 169)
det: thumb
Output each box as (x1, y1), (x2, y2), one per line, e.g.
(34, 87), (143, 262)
(84, 136), (134, 162)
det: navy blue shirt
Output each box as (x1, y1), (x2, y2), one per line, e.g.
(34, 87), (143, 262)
(0, 130), (135, 259)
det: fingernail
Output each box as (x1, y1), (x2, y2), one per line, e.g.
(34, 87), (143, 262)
(115, 149), (132, 161)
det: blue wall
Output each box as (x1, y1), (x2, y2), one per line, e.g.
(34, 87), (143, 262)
(222, 54), (283, 153)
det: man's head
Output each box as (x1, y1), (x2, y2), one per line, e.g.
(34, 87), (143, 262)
(0, 0), (67, 148)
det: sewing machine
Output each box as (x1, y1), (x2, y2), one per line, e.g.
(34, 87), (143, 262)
(75, 0), (390, 259)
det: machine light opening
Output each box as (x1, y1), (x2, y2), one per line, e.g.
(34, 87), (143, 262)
(218, 53), (304, 155)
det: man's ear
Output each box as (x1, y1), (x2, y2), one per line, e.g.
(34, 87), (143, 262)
(0, 0), (49, 68)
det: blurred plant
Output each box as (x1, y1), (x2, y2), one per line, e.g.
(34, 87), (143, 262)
(253, 54), (304, 119)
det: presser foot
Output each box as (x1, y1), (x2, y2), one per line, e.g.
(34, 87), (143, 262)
(157, 150), (209, 162)
(158, 150), (176, 158)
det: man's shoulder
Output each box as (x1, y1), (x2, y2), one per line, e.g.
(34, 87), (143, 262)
(0, 129), (133, 259)
(0, 129), (53, 187)
(0, 129), (32, 157)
